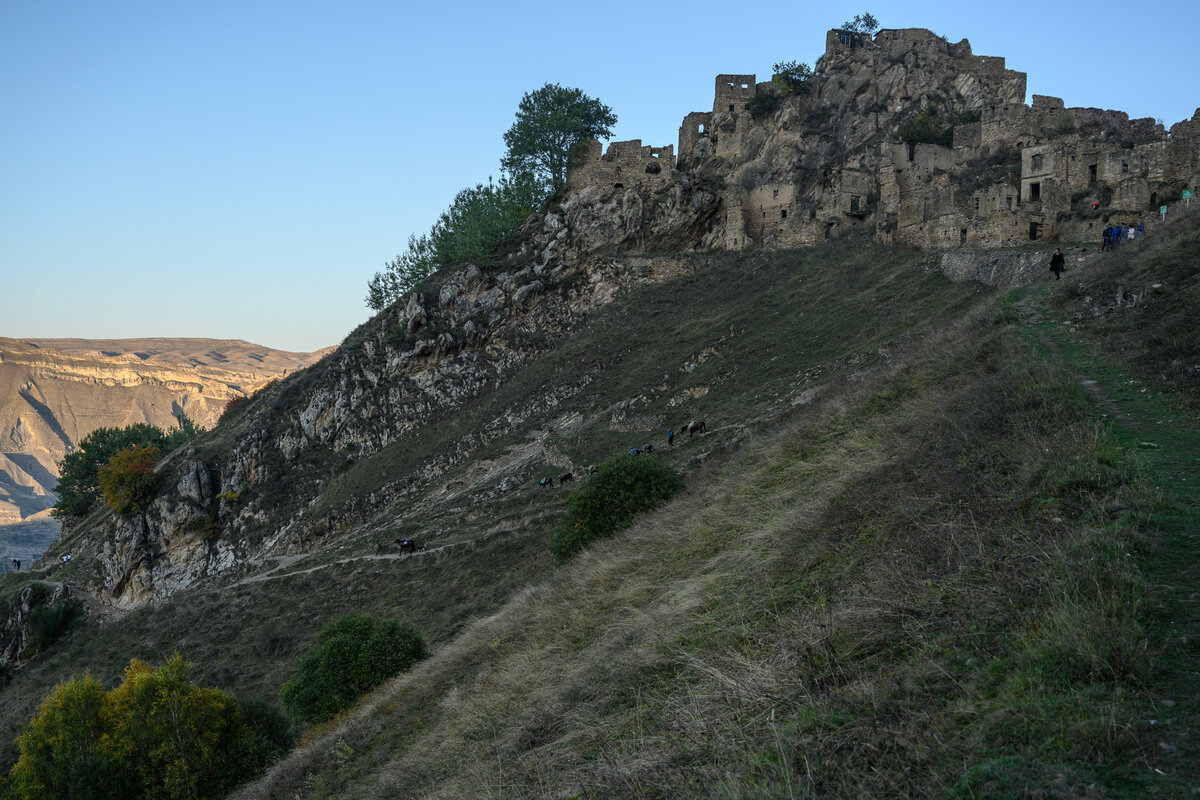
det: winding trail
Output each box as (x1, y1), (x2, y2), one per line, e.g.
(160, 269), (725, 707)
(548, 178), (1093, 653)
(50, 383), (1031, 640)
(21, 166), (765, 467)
(1017, 279), (1200, 792)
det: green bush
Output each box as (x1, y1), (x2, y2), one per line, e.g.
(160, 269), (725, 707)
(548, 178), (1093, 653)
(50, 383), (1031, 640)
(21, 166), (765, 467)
(747, 91), (781, 119)
(26, 592), (81, 655)
(548, 454), (683, 560)
(97, 445), (160, 514)
(280, 614), (428, 724)
(236, 697), (295, 774)
(899, 103), (953, 148)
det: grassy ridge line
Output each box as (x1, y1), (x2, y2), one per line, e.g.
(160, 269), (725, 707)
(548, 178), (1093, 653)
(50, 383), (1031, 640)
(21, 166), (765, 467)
(233, 305), (1153, 799)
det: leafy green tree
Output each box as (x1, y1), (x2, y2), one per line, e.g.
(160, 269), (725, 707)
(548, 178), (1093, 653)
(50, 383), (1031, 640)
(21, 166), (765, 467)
(366, 83), (615, 311)
(549, 454), (683, 560)
(501, 83), (617, 192)
(54, 424), (166, 517)
(772, 60), (813, 94)
(53, 418), (202, 518)
(6, 675), (108, 799)
(281, 614), (427, 724)
(366, 173), (545, 311)
(4, 657), (283, 800)
(841, 12), (879, 33)
(103, 657), (253, 800)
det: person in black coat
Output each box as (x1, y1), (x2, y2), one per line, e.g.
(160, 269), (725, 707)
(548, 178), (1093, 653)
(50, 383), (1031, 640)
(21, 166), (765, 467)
(1050, 248), (1065, 280)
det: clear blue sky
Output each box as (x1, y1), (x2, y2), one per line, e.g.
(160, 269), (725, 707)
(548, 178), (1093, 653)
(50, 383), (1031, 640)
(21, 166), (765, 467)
(2, 0), (1197, 352)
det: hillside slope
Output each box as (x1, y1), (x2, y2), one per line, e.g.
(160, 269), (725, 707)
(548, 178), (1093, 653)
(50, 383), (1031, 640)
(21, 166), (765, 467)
(0, 239), (986, 762)
(228, 213), (1198, 799)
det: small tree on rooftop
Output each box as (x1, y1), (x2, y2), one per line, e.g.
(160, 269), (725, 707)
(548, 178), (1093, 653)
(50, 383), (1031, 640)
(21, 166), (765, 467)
(841, 12), (879, 33)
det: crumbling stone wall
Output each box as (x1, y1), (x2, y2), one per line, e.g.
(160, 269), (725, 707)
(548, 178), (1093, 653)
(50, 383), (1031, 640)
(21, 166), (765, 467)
(562, 27), (1200, 256)
(565, 139), (676, 193)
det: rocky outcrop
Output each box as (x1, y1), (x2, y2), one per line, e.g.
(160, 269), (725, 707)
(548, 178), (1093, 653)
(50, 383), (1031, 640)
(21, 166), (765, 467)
(939, 248), (1086, 287)
(0, 582), (75, 669)
(71, 250), (710, 606)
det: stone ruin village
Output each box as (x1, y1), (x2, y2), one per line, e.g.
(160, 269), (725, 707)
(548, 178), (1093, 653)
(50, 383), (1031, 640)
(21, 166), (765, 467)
(563, 27), (1200, 252)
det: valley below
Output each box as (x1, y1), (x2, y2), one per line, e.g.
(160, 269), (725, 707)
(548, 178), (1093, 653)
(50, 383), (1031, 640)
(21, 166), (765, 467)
(0, 337), (329, 565)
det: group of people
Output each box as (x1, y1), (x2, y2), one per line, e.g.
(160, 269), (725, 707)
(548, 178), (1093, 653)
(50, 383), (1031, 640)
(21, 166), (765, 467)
(1101, 220), (1145, 251)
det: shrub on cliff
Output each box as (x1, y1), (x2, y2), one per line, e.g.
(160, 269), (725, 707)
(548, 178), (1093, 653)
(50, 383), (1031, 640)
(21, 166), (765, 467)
(549, 454), (683, 560)
(280, 614), (428, 724)
(97, 444), (161, 514)
(899, 103), (954, 148)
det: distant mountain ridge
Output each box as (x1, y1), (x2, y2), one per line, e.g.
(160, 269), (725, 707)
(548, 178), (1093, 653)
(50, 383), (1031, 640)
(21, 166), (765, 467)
(0, 337), (329, 562)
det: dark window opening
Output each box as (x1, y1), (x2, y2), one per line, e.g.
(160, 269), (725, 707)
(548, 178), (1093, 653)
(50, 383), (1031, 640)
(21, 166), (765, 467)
(1007, 196), (1014, 210)
(960, 228), (967, 244)
(850, 195), (861, 212)
(1121, 160), (1128, 174)
(773, 189), (779, 199)
(1029, 182), (1041, 202)
(1032, 153), (1044, 171)
(1028, 222), (1041, 240)
(614, 183), (624, 190)
(809, 209), (816, 220)
(729, 104), (735, 112)
(781, 209), (787, 219)
(1088, 164), (1097, 184)
(645, 162), (661, 174)
(1150, 191), (1158, 209)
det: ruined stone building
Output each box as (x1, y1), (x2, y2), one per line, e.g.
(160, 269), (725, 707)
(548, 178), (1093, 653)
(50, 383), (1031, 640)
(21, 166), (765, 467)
(559, 27), (1200, 254)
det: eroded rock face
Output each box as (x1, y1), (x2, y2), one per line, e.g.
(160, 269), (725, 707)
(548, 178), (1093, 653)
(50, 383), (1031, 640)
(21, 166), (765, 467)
(0, 582), (72, 668)
(73, 248), (705, 606)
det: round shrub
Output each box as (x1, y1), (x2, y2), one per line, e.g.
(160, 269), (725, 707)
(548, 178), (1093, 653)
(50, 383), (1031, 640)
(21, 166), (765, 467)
(97, 444), (160, 514)
(549, 454), (683, 560)
(280, 614), (427, 725)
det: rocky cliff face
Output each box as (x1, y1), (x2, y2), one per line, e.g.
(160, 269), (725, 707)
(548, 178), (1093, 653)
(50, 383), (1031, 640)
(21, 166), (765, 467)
(70, 251), (712, 606)
(0, 338), (328, 564)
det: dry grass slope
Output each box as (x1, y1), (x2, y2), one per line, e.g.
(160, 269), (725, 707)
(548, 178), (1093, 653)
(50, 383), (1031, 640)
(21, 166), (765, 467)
(234, 303), (1155, 798)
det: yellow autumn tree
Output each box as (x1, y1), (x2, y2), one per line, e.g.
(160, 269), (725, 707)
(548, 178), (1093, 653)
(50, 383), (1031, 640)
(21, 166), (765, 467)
(6, 675), (111, 799)
(97, 444), (160, 514)
(5, 656), (286, 800)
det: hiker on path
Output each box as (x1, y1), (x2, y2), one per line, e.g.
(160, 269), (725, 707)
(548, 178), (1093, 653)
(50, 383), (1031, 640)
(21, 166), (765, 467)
(668, 429), (675, 448)
(1102, 224), (1113, 251)
(1049, 248), (1065, 281)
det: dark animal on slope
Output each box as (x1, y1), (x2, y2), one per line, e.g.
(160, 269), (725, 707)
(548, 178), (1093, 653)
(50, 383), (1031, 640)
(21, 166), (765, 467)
(559, 472), (575, 486)
(682, 420), (707, 437)
(539, 476), (554, 488)
(396, 538), (420, 554)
